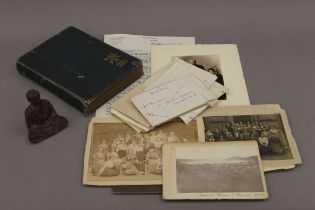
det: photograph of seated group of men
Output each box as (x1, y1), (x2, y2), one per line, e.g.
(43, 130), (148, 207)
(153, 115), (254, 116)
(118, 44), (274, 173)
(203, 114), (293, 160)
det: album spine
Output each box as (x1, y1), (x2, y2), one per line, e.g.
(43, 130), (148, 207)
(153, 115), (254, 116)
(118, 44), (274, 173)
(16, 60), (89, 115)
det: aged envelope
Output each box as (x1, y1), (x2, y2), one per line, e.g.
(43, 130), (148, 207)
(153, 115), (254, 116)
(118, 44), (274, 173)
(146, 58), (218, 90)
(130, 58), (226, 127)
(111, 108), (149, 133)
(110, 66), (172, 132)
(111, 85), (151, 129)
(96, 34), (195, 117)
(196, 104), (302, 171)
(131, 74), (218, 127)
(112, 83), (222, 131)
(179, 82), (228, 124)
(111, 59), (227, 131)
(180, 99), (218, 124)
(83, 117), (202, 186)
(162, 141), (268, 200)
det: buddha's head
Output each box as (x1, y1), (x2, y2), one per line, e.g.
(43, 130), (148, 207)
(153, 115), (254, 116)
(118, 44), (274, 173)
(26, 89), (41, 105)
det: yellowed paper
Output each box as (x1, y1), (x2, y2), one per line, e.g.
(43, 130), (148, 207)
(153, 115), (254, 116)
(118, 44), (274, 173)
(111, 85), (151, 129)
(83, 118), (202, 186)
(132, 75), (217, 127)
(180, 99), (218, 124)
(163, 141), (268, 200)
(196, 105), (302, 171)
(145, 58), (218, 90)
(110, 63), (176, 132)
(111, 59), (226, 131)
(111, 108), (149, 132)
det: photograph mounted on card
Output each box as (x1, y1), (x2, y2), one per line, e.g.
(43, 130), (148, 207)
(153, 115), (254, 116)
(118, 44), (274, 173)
(196, 105), (302, 171)
(162, 141), (268, 200)
(151, 44), (250, 106)
(83, 118), (202, 186)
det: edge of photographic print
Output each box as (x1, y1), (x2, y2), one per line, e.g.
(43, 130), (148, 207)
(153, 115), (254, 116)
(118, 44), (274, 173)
(162, 141), (268, 200)
(196, 105), (302, 172)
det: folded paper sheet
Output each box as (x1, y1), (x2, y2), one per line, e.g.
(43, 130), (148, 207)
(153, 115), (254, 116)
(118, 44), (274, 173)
(146, 58), (218, 90)
(111, 85), (151, 131)
(132, 75), (214, 127)
(131, 59), (227, 127)
(111, 58), (227, 132)
(180, 99), (218, 124)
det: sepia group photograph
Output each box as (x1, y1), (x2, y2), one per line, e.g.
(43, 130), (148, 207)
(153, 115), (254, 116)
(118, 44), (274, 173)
(162, 141), (268, 200)
(197, 105), (302, 171)
(83, 118), (201, 186)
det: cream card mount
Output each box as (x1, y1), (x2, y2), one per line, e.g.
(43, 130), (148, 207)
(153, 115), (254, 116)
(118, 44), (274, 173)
(162, 141), (268, 200)
(196, 104), (302, 172)
(83, 117), (202, 186)
(151, 44), (250, 106)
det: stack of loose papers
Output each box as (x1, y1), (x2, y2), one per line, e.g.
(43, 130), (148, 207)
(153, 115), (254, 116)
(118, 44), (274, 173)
(96, 34), (195, 117)
(111, 58), (227, 132)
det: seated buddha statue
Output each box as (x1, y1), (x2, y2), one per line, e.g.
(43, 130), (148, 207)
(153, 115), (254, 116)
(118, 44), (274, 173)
(25, 89), (68, 143)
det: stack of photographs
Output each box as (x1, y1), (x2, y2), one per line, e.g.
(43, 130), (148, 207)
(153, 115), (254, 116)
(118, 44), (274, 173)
(83, 105), (302, 199)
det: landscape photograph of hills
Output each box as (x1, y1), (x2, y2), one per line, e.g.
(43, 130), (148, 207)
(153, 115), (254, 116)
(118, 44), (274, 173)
(176, 156), (264, 193)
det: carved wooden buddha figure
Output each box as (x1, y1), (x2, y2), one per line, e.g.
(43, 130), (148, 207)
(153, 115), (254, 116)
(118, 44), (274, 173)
(25, 89), (68, 143)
